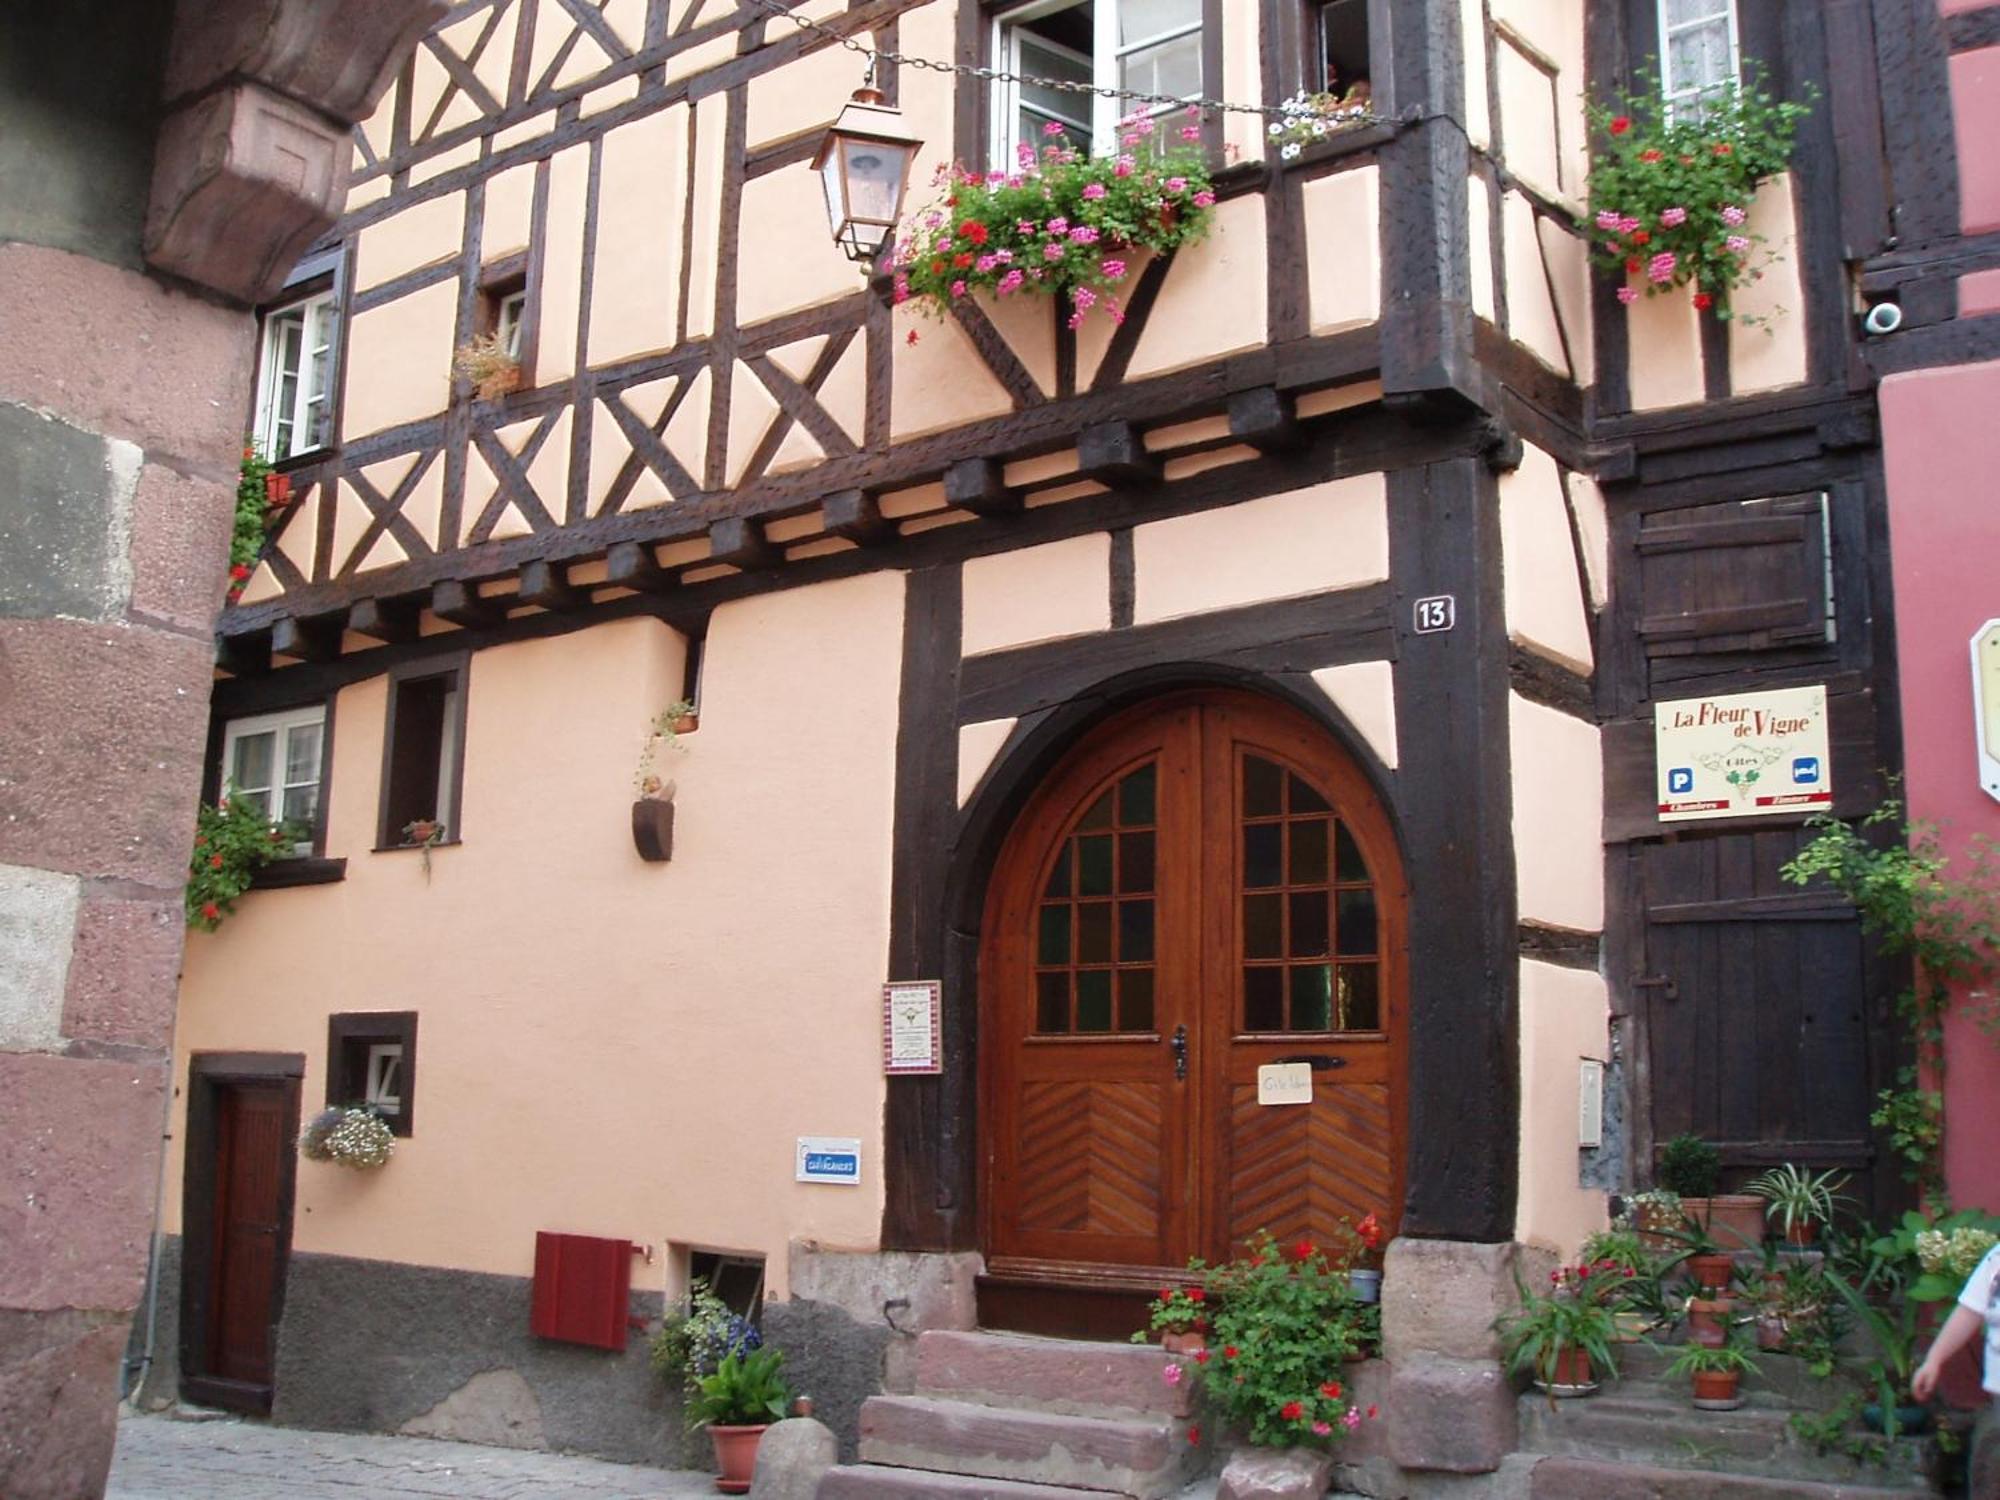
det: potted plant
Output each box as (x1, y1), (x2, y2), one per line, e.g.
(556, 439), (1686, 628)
(1666, 1335), (1757, 1410)
(1497, 1261), (1622, 1397)
(1134, 1284), (1210, 1353)
(1581, 1227), (1666, 1341)
(1343, 1211), (1386, 1303)
(686, 1345), (791, 1493)
(1748, 1163), (1849, 1246)
(297, 1105), (395, 1168)
(186, 790), (305, 931)
(1181, 1229), (1383, 1448)
(451, 331), (523, 400)
(1265, 84), (1375, 160)
(632, 699), (695, 862)
(1657, 1133), (1765, 1250)
(1623, 1188), (1683, 1250)
(401, 817), (447, 879)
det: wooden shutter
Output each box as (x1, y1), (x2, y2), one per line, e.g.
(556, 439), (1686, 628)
(529, 1231), (633, 1350)
(1636, 494), (1831, 657)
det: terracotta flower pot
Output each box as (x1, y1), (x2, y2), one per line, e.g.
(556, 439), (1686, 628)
(1688, 1296), (1732, 1348)
(708, 1423), (768, 1494)
(475, 364), (523, 400)
(1536, 1346), (1596, 1395)
(1162, 1329), (1207, 1354)
(1688, 1252), (1736, 1295)
(632, 798), (675, 862)
(1691, 1370), (1741, 1409)
(264, 471), (291, 504)
(1783, 1219), (1816, 1248)
(1687, 1194), (1765, 1250)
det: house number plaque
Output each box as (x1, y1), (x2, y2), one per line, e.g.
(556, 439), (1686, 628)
(882, 980), (942, 1075)
(1413, 595), (1456, 634)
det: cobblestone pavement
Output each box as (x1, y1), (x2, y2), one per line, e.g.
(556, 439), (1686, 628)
(108, 1413), (721, 1499)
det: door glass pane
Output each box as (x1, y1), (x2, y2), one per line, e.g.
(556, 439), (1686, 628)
(1039, 904), (1071, 965)
(1119, 763), (1156, 825)
(1078, 901), (1113, 963)
(1119, 899), (1154, 963)
(1118, 831), (1155, 893)
(1337, 963), (1379, 1030)
(1289, 818), (1329, 885)
(1076, 970), (1113, 1032)
(1289, 891), (1329, 957)
(1335, 822), (1369, 882)
(1243, 756), (1283, 816)
(1078, 834), (1114, 894)
(1288, 773), (1330, 813)
(1037, 972), (1071, 1032)
(1290, 964), (1333, 1031)
(1335, 889), (1378, 955)
(1118, 969), (1155, 1031)
(1079, 790), (1115, 830)
(1045, 847), (1072, 898)
(1243, 966), (1284, 1031)
(1243, 824), (1282, 888)
(1243, 892), (1282, 958)
(231, 731), (275, 793)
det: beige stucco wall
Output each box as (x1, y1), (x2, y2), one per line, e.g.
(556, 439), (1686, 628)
(341, 280), (458, 440)
(1301, 166), (1381, 335)
(961, 533), (1111, 655)
(1507, 691), (1603, 933)
(1498, 443), (1593, 674)
(1727, 174), (1809, 396)
(170, 580), (906, 1296)
(1516, 958), (1610, 1254)
(1132, 472), (1388, 625)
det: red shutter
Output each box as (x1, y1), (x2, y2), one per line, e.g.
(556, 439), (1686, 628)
(529, 1231), (633, 1350)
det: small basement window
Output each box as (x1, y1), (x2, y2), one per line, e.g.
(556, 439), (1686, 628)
(378, 660), (467, 849)
(686, 1250), (766, 1321)
(991, 0), (1203, 168)
(327, 1011), (418, 1135)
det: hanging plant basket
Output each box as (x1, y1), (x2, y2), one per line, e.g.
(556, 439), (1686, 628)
(298, 1107), (394, 1169)
(633, 798), (675, 862)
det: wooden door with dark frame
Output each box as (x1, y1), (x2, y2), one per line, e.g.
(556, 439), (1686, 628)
(980, 691), (1407, 1335)
(181, 1053), (303, 1414)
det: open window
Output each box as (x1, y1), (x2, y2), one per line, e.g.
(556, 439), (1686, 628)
(220, 704), (327, 856)
(1310, 0), (1372, 102)
(377, 657), (467, 849)
(253, 288), (338, 462)
(1658, 0), (1738, 119)
(990, 0), (1203, 168)
(327, 1011), (418, 1136)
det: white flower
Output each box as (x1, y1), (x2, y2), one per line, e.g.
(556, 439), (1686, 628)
(1281, 142), (1302, 159)
(1268, 122), (1283, 137)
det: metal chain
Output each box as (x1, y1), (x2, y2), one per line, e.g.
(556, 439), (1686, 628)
(743, 0), (1297, 119)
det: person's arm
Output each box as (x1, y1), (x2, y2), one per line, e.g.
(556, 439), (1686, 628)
(1912, 1305), (1984, 1401)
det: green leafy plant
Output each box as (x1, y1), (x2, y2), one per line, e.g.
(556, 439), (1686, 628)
(451, 332), (522, 399)
(1748, 1164), (1850, 1242)
(894, 110), (1216, 329)
(1266, 86), (1375, 158)
(1582, 64), (1814, 321)
(186, 789), (303, 930)
(1790, 1393), (1887, 1464)
(1185, 1229), (1381, 1447)
(1497, 1261), (1625, 1389)
(1782, 800), (2000, 1202)
(1657, 1133), (1722, 1198)
(1664, 1337), (1759, 1379)
(685, 1345), (790, 1429)
(228, 444), (285, 603)
(297, 1105), (395, 1168)
(651, 1279), (764, 1395)
(1131, 1283), (1210, 1341)
(635, 699), (697, 799)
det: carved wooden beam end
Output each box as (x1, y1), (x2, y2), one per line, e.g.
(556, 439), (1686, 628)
(270, 612), (343, 663)
(822, 489), (890, 546)
(606, 541), (669, 592)
(942, 457), (1016, 516)
(348, 596), (422, 644)
(1228, 388), (1304, 453)
(519, 559), (583, 611)
(1077, 422), (1161, 484)
(707, 516), (778, 570)
(215, 630), (273, 677)
(432, 579), (503, 629)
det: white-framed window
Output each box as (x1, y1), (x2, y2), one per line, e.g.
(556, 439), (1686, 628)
(221, 704), (326, 852)
(253, 290), (338, 462)
(991, 0), (1204, 169)
(1658, 0), (1738, 120)
(364, 1043), (404, 1117)
(496, 288), (527, 359)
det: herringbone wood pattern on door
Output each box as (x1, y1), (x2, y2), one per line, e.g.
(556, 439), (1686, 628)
(1225, 1081), (1391, 1249)
(1016, 1080), (1166, 1237)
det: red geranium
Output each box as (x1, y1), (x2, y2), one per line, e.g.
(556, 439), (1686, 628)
(1281, 1401), (1305, 1422)
(1223, 1345), (1239, 1359)
(960, 219), (989, 245)
(1292, 1238), (1315, 1261)
(1631, 229), (1651, 245)
(1713, 141), (1734, 155)
(1639, 148), (1663, 163)
(1187, 1287), (1205, 1303)
(201, 902), (220, 921)
(1187, 1426), (1201, 1446)
(229, 563), (252, 580)
(1193, 1348), (1211, 1364)
(1320, 1380), (1342, 1399)
(1357, 1212), (1383, 1250)
(1626, 257), (1642, 274)
(1693, 292), (1714, 310)
(1610, 115), (1631, 134)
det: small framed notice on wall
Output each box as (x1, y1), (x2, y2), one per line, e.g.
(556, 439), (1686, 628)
(882, 981), (942, 1075)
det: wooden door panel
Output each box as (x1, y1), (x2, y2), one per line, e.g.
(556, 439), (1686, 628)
(1225, 1082), (1393, 1249)
(1014, 1080), (1167, 1241)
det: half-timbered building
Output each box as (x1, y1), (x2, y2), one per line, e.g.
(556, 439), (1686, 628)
(141, 0), (1981, 1483)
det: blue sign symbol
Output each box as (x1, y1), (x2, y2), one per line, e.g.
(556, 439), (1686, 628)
(804, 1152), (857, 1178)
(1667, 767), (1695, 795)
(1791, 756), (1821, 785)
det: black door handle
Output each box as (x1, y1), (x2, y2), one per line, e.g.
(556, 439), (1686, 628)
(1170, 1025), (1188, 1081)
(1272, 1054), (1346, 1071)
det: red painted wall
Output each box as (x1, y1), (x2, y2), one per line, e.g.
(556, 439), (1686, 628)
(1879, 363), (2000, 1218)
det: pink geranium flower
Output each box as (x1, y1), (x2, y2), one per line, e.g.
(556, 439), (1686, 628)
(1082, 182), (1107, 200)
(1721, 204), (1747, 226)
(1616, 285), (1638, 304)
(1659, 206), (1687, 227)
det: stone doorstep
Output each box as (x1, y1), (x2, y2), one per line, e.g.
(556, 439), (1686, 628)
(819, 1465), (1135, 1498)
(1517, 1390), (1932, 1488)
(1604, 1344), (1848, 1410)
(859, 1394), (1192, 1498)
(1526, 1454), (1935, 1499)
(916, 1331), (1200, 1419)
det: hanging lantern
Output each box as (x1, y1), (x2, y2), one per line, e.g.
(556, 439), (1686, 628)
(811, 87), (924, 264)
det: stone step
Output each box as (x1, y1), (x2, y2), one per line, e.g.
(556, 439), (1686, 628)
(859, 1393), (1194, 1498)
(917, 1330), (1198, 1418)
(1601, 1343), (1848, 1410)
(1528, 1454), (1935, 1498)
(1519, 1391), (1931, 1488)
(819, 1464), (1125, 1499)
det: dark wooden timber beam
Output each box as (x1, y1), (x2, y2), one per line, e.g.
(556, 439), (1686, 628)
(348, 597), (421, 644)
(707, 516), (778, 570)
(823, 488), (890, 545)
(1077, 421), (1159, 484)
(432, 579), (502, 629)
(215, 630), (273, 677)
(942, 456), (1015, 516)
(518, 558), (582, 611)
(270, 613), (342, 663)
(1228, 387), (1304, 453)
(606, 540), (668, 592)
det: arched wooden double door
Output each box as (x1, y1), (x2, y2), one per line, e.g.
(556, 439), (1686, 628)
(981, 691), (1407, 1289)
